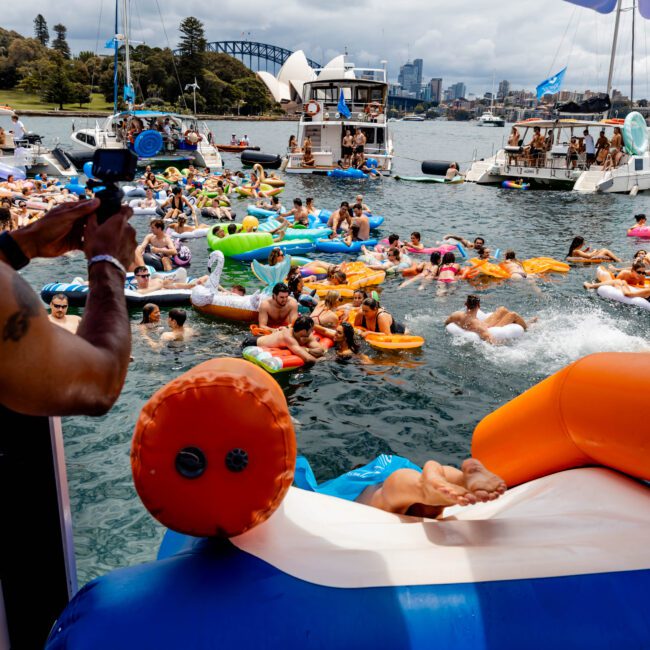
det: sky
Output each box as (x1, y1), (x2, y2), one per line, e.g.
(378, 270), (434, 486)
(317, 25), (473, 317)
(4, 0), (649, 97)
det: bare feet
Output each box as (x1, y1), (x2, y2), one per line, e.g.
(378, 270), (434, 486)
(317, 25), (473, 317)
(461, 459), (507, 502)
(584, 282), (599, 289)
(420, 462), (477, 507)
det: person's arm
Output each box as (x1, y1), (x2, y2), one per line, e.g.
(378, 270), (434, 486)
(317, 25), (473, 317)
(443, 234), (470, 247)
(288, 300), (299, 325)
(153, 235), (177, 256)
(0, 202), (136, 415)
(285, 336), (318, 363)
(258, 302), (269, 327)
(376, 312), (393, 335)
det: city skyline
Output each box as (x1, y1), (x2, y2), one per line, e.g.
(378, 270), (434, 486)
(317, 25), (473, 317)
(3, 0), (647, 99)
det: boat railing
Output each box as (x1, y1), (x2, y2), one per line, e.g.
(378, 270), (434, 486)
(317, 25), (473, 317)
(303, 101), (387, 123)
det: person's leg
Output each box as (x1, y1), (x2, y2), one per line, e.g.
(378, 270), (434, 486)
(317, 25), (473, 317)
(161, 255), (173, 271)
(485, 307), (527, 330)
(621, 284), (650, 298)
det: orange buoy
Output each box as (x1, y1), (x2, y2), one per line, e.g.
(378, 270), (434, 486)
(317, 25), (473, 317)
(472, 351), (650, 487)
(131, 358), (296, 537)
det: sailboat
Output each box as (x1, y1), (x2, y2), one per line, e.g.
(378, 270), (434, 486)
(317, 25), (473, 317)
(70, 0), (222, 171)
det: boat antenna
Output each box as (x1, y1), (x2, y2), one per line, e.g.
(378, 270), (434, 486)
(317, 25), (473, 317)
(606, 0), (624, 114)
(122, 0), (133, 110)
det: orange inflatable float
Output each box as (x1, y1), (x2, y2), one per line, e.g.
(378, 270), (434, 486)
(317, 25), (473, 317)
(472, 351), (650, 487)
(364, 332), (424, 350)
(466, 257), (569, 279)
(131, 358), (296, 537)
(305, 262), (385, 298)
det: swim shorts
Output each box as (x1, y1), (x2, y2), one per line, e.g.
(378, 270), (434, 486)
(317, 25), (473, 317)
(241, 334), (259, 348)
(294, 454), (421, 502)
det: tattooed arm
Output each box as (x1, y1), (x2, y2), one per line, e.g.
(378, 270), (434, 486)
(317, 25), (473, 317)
(0, 207), (136, 416)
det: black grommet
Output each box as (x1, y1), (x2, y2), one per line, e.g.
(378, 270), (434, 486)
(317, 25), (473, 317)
(225, 448), (248, 472)
(175, 447), (207, 479)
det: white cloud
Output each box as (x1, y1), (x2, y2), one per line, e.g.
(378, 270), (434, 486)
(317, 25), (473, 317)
(4, 0), (649, 97)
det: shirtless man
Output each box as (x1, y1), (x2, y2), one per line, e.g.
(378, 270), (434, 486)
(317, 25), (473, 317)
(258, 282), (298, 328)
(48, 294), (81, 334)
(443, 234), (485, 251)
(341, 129), (354, 167)
(353, 128), (367, 156)
(161, 308), (195, 342)
(445, 295), (529, 344)
(131, 266), (206, 294)
(351, 203), (370, 240)
(501, 250), (527, 279)
(257, 195), (283, 213)
(135, 219), (177, 271)
(247, 315), (324, 362)
(327, 202), (352, 237)
(280, 198), (310, 226)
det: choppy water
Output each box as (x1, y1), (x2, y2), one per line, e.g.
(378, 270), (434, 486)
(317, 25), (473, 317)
(12, 115), (650, 585)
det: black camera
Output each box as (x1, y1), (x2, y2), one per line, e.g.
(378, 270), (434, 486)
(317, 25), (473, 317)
(87, 149), (138, 223)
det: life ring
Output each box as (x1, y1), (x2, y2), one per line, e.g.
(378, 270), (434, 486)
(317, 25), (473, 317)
(365, 102), (382, 118)
(184, 130), (203, 146)
(303, 101), (321, 117)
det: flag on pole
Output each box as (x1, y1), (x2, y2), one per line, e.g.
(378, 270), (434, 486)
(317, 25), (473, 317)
(536, 67), (567, 101)
(105, 37), (116, 49)
(337, 89), (351, 119)
(123, 84), (135, 103)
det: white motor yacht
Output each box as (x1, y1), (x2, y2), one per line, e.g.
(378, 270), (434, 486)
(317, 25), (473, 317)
(477, 110), (505, 127)
(285, 63), (393, 175)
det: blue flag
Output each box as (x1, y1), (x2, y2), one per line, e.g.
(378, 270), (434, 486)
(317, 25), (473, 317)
(123, 84), (135, 103)
(536, 67), (567, 100)
(337, 89), (351, 119)
(105, 37), (116, 49)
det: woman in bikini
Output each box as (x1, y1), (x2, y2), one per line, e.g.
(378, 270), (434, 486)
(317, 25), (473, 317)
(400, 251), (442, 290)
(437, 251), (463, 284)
(567, 236), (621, 262)
(310, 290), (341, 330)
(354, 297), (406, 335)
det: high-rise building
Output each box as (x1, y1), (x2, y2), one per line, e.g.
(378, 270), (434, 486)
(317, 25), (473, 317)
(428, 78), (442, 103)
(413, 58), (423, 89)
(498, 79), (510, 100)
(452, 82), (466, 99)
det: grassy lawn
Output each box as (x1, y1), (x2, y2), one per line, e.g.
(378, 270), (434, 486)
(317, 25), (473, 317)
(0, 90), (112, 112)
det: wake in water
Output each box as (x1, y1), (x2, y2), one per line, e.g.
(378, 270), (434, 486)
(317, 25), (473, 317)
(476, 306), (650, 373)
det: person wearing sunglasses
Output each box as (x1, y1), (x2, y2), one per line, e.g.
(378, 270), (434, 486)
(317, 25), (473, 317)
(132, 266), (208, 295)
(47, 293), (81, 334)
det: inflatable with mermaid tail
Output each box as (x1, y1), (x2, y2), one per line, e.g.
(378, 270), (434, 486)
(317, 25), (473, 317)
(46, 353), (650, 649)
(191, 250), (288, 322)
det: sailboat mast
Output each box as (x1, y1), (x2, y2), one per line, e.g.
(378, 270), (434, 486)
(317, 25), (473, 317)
(606, 0), (624, 112)
(122, 0), (133, 109)
(113, 0), (118, 114)
(631, 0), (635, 106)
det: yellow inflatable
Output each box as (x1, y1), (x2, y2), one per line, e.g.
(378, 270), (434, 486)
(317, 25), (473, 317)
(305, 262), (385, 298)
(467, 257), (569, 279)
(235, 183), (284, 198)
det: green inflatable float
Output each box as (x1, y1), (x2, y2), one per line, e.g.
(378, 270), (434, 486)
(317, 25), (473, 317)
(207, 230), (273, 257)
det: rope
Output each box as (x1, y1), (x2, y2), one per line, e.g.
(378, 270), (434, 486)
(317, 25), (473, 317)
(548, 5), (577, 76)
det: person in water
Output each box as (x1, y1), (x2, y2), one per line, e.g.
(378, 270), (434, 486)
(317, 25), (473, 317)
(567, 236), (620, 262)
(48, 294), (81, 334)
(355, 297), (406, 335)
(584, 260), (648, 290)
(310, 290), (341, 330)
(628, 213), (647, 234)
(160, 308), (195, 342)
(443, 234), (485, 251)
(501, 250), (527, 279)
(294, 454), (507, 518)
(244, 315), (324, 362)
(400, 251), (443, 290)
(445, 294), (529, 344)
(258, 282), (299, 328)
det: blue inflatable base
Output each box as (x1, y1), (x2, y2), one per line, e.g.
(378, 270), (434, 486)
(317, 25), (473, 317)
(46, 532), (650, 649)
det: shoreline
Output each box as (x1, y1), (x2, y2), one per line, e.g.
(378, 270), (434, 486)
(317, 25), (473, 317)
(5, 109), (299, 121)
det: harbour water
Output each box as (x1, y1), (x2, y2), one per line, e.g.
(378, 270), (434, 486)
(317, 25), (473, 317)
(16, 116), (650, 585)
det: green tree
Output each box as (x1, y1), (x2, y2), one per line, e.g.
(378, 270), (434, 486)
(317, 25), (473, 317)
(52, 23), (70, 59)
(33, 15), (49, 46)
(42, 54), (72, 108)
(177, 17), (206, 80)
(71, 82), (91, 107)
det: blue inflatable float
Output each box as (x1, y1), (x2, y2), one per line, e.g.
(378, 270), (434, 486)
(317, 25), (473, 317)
(44, 356), (650, 649)
(315, 238), (377, 253)
(134, 130), (164, 158)
(328, 167), (368, 179)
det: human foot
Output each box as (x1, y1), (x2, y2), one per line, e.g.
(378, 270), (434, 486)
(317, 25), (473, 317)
(420, 462), (477, 507)
(461, 459), (507, 502)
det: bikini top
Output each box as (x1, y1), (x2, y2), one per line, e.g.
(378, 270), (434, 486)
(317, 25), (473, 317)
(439, 265), (459, 275)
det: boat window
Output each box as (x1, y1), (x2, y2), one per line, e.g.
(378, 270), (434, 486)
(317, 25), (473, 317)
(371, 88), (383, 102)
(312, 87), (338, 103)
(87, 135), (96, 146)
(355, 88), (370, 103)
(76, 133), (87, 144)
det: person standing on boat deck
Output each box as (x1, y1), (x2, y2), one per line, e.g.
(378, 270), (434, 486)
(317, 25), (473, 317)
(342, 129), (354, 166)
(608, 127), (624, 168)
(583, 129), (596, 168)
(595, 130), (609, 164)
(528, 126), (545, 167)
(507, 126), (520, 147)
(302, 136), (315, 166)
(354, 128), (367, 156)
(10, 114), (25, 141)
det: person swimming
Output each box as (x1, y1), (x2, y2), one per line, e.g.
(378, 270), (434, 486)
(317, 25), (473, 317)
(355, 297), (406, 335)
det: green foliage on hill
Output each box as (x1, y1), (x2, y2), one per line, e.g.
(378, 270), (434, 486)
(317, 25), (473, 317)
(0, 16), (274, 115)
